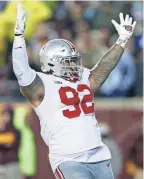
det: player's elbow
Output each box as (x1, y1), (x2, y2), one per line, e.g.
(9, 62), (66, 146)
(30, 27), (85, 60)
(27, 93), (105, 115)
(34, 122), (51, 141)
(13, 59), (36, 86)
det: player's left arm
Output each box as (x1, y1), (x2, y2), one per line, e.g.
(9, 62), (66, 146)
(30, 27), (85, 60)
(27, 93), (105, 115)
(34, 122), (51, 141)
(89, 13), (136, 90)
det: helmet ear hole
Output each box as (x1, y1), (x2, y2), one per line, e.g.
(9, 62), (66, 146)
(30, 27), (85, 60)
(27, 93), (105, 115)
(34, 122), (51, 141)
(48, 63), (54, 67)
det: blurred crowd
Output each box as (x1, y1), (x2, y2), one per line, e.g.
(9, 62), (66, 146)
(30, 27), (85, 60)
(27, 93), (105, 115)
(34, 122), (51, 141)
(0, 105), (37, 179)
(0, 1), (143, 99)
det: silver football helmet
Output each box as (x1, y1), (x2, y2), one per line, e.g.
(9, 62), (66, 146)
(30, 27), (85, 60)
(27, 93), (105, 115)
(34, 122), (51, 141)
(39, 39), (83, 81)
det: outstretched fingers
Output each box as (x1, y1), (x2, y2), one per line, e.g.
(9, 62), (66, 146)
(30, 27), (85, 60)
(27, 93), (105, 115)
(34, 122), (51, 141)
(128, 17), (132, 25)
(119, 13), (124, 24)
(111, 20), (119, 30)
(125, 14), (129, 24)
(17, 2), (26, 21)
(132, 21), (136, 28)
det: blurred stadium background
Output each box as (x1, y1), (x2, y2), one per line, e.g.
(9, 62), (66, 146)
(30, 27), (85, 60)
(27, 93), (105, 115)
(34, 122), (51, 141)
(0, 1), (143, 179)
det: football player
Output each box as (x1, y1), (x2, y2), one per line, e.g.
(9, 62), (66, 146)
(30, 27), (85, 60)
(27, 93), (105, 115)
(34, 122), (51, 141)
(12, 3), (136, 179)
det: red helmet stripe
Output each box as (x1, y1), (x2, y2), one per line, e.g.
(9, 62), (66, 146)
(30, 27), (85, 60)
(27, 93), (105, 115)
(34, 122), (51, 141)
(64, 40), (76, 52)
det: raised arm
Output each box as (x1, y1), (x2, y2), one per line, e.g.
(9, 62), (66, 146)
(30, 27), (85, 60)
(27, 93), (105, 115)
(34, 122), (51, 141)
(89, 13), (136, 91)
(12, 3), (44, 107)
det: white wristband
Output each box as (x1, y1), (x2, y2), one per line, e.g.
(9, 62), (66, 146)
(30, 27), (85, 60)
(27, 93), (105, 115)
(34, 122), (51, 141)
(115, 35), (129, 49)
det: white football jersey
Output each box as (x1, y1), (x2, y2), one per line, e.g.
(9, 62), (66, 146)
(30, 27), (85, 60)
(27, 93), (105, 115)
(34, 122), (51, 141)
(34, 68), (111, 171)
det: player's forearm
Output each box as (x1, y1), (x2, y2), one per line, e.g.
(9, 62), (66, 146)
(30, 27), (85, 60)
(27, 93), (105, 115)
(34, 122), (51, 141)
(13, 35), (44, 106)
(12, 35), (36, 86)
(90, 43), (124, 90)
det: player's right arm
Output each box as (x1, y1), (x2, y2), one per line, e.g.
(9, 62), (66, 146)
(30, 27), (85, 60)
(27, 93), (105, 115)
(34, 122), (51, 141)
(12, 3), (44, 107)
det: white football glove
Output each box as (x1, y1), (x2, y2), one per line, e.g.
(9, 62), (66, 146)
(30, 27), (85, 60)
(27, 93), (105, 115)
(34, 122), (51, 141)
(14, 3), (26, 35)
(112, 13), (136, 39)
(111, 13), (136, 48)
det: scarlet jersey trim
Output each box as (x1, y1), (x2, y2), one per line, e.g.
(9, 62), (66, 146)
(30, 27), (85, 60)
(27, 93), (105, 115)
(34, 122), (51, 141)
(55, 167), (65, 179)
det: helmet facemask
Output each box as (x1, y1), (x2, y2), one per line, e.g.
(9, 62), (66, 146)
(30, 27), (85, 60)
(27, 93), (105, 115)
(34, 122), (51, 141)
(39, 39), (84, 81)
(59, 55), (83, 81)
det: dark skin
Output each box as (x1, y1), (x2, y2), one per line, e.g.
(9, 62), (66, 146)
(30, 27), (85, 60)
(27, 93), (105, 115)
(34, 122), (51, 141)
(20, 44), (124, 107)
